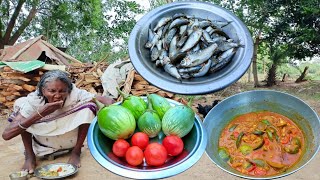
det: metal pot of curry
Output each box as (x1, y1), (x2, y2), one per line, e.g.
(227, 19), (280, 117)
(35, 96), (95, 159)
(203, 90), (320, 179)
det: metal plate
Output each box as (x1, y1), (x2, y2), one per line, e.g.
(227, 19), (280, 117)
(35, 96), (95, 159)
(203, 90), (320, 179)
(34, 163), (78, 179)
(87, 97), (207, 179)
(128, 1), (253, 95)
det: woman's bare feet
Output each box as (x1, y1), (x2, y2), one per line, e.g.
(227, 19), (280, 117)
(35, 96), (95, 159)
(68, 151), (81, 168)
(22, 153), (36, 174)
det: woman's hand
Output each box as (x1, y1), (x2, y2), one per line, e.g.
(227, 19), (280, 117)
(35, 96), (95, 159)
(38, 100), (64, 116)
(95, 96), (115, 106)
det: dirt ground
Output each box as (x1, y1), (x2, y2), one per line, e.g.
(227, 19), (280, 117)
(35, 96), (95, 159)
(0, 81), (319, 180)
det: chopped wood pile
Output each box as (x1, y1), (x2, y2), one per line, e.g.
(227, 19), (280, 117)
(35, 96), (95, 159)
(0, 66), (40, 108)
(1, 61), (177, 110)
(118, 69), (174, 101)
(69, 61), (109, 95)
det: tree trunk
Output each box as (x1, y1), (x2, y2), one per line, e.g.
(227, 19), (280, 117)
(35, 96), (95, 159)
(247, 64), (252, 82)
(8, 3), (38, 45)
(295, 66), (309, 83)
(3, 0), (26, 44)
(252, 32), (261, 87)
(282, 73), (288, 82)
(266, 63), (277, 86)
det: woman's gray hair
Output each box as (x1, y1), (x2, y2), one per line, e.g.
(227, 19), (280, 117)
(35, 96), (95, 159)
(37, 70), (73, 97)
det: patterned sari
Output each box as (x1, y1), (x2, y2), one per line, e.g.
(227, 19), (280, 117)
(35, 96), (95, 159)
(9, 84), (97, 156)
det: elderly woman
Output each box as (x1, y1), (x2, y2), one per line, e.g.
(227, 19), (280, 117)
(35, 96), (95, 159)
(2, 70), (114, 173)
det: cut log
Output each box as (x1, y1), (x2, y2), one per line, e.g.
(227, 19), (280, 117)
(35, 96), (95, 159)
(22, 84), (36, 92)
(4, 101), (14, 107)
(10, 84), (24, 91)
(32, 76), (41, 82)
(0, 96), (5, 103)
(6, 95), (18, 101)
(134, 74), (146, 81)
(1, 91), (14, 96)
(41, 64), (66, 71)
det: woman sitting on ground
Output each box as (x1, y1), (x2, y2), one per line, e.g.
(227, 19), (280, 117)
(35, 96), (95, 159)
(2, 70), (114, 173)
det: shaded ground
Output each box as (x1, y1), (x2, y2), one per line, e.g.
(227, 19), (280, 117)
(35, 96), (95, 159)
(0, 80), (319, 180)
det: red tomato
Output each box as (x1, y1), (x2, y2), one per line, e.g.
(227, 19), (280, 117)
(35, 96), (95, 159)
(125, 146), (144, 166)
(162, 135), (184, 156)
(144, 143), (167, 166)
(112, 139), (130, 157)
(131, 132), (149, 150)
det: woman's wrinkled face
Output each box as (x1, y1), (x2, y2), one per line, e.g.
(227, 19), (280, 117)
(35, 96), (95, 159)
(42, 80), (69, 103)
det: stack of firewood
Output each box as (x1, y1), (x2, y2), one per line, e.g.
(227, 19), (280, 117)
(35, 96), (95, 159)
(0, 62), (109, 109)
(0, 61), (178, 109)
(0, 66), (41, 108)
(69, 61), (108, 95)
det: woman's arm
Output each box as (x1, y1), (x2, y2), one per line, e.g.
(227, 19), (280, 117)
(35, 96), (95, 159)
(2, 113), (42, 140)
(2, 100), (65, 140)
(95, 95), (115, 106)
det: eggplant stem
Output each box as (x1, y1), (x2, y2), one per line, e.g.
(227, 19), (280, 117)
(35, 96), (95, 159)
(93, 97), (105, 111)
(147, 94), (154, 110)
(187, 96), (195, 107)
(116, 87), (129, 99)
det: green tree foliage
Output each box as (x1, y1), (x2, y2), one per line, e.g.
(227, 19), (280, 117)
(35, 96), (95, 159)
(0, 0), (143, 62)
(209, 0), (319, 86)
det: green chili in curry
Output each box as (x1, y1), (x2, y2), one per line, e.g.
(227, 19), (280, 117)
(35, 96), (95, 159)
(218, 111), (304, 176)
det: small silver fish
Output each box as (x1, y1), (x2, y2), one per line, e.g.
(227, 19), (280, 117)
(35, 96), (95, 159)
(173, 13), (187, 20)
(169, 35), (178, 58)
(210, 48), (236, 72)
(211, 20), (232, 28)
(169, 18), (189, 30)
(199, 20), (212, 28)
(163, 28), (177, 50)
(205, 26), (215, 35)
(179, 25), (188, 36)
(153, 16), (172, 31)
(211, 36), (227, 44)
(202, 30), (214, 43)
(156, 39), (162, 50)
(191, 59), (212, 77)
(217, 48), (237, 62)
(156, 26), (164, 37)
(163, 56), (182, 80)
(180, 73), (191, 79)
(145, 33), (159, 49)
(180, 43), (218, 67)
(180, 29), (203, 52)
(169, 51), (187, 64)
(178, 65), (202, 73)
(218, 42), (244, 52)
(177, 35), (188, 48)
(159, 50), (168, 60)
(190, 18), (199, 30)
(191, 43), (201, 53)
(148, 27), (154, 42)
(151, 47), (160, 61)
(155, 59), (163, 67)
(161, 23), (170, 39)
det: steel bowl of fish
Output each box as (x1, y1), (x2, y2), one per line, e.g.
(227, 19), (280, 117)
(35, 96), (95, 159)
(129, 1), (253, 95)
(203, 90), (320, 179)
